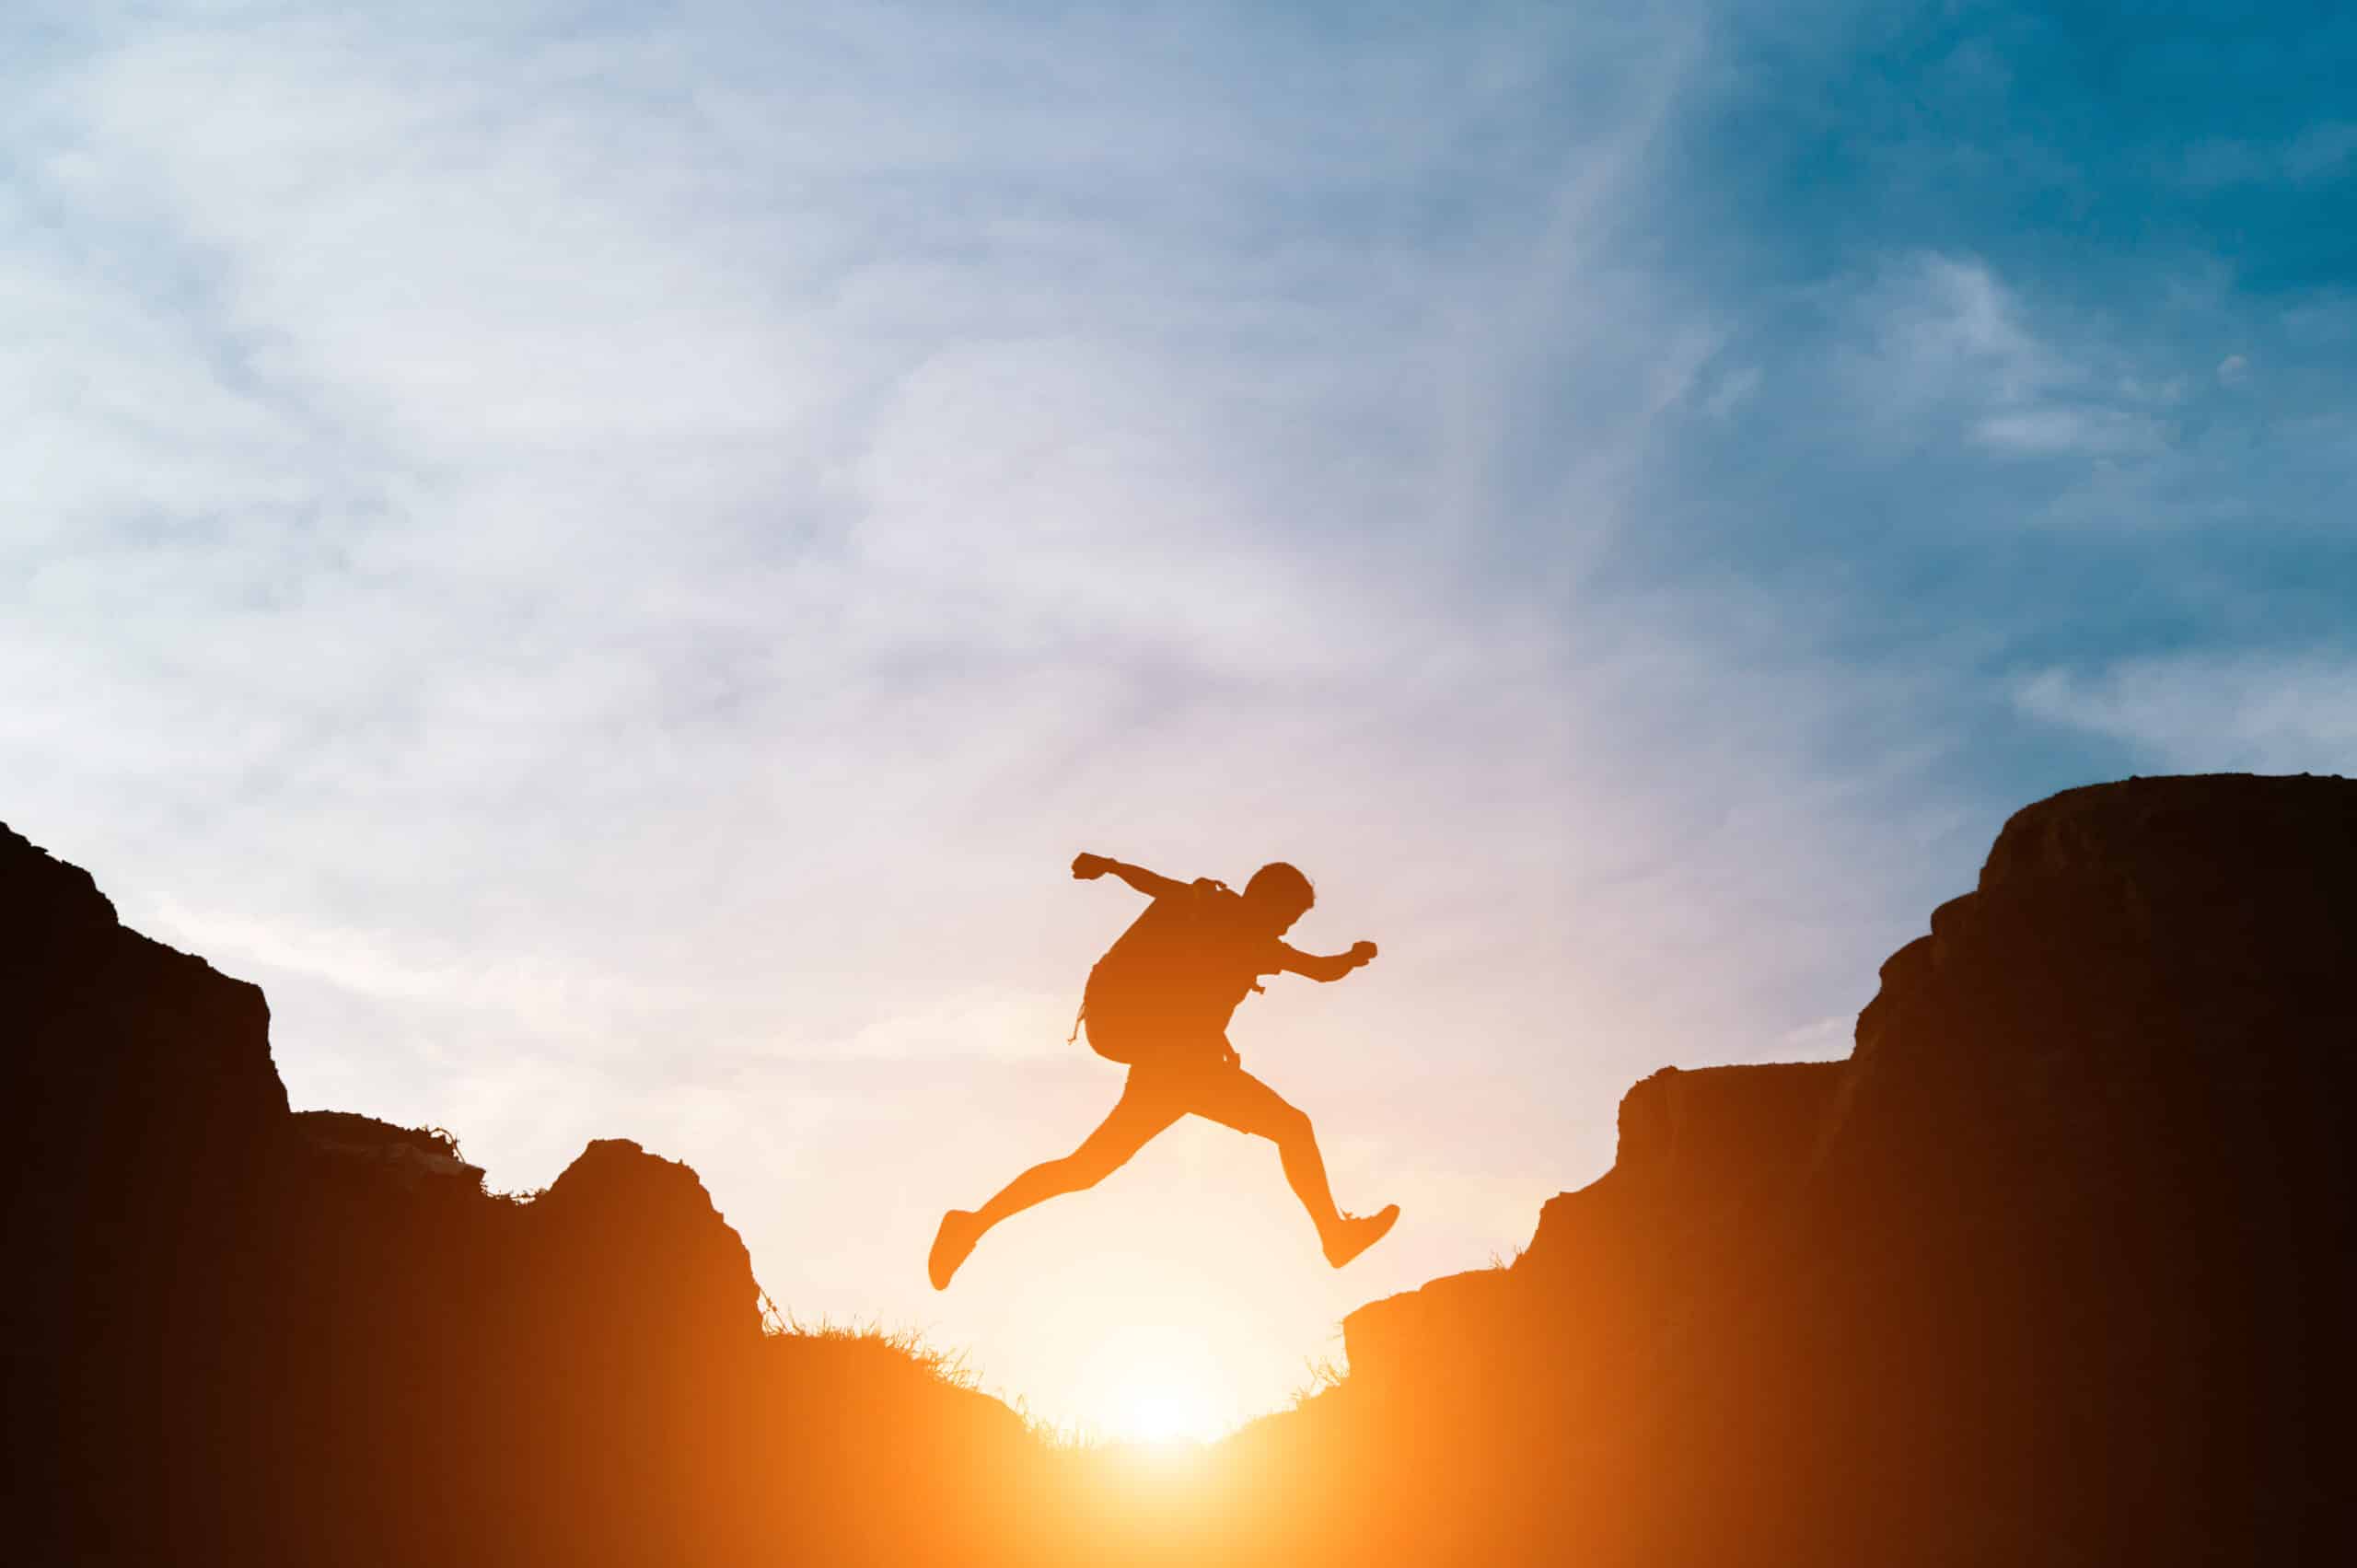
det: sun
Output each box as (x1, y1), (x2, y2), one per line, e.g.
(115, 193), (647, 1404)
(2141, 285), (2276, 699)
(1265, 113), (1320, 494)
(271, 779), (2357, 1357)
(1082, 1324), (1233, 1446)
(1109, 1376), (1223, 1446)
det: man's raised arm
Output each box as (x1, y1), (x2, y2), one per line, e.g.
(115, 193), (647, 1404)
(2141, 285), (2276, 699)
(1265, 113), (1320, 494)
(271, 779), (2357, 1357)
(1071, 853), (1189, 900)
(1276, 941), (1378, 982)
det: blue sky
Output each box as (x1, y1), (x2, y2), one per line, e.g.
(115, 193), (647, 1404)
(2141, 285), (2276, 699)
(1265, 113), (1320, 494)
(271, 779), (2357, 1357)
(6, 0), (2351, 1434)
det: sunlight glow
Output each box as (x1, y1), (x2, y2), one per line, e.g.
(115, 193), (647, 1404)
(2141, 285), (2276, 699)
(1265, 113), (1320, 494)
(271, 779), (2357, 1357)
(1080, 1323), (1234, 1446)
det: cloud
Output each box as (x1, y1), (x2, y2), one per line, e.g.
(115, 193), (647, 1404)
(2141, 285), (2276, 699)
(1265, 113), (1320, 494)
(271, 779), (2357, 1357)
(1973, 406), (2157, 457)
(1831, 252), (2165, 459)
(2016, 655), (2357, 774)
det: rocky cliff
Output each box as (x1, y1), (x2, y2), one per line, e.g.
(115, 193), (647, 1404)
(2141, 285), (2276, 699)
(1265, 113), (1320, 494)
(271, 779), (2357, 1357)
(5, 774), (2351, 1565)
(1209, 772), (2354, 1564)
(0, 819), (1049, 1566)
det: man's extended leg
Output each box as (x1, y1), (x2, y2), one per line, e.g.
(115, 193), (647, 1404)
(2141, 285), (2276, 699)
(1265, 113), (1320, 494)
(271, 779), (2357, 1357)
(929, 1079), (1182, 1289)
(973, 1086), (1181, 1231)
(1188, 1063), (1397, 1267)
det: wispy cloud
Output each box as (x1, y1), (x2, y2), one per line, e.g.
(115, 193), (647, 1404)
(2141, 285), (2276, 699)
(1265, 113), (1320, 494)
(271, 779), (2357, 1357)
(1828, 252), (2165, 459)
(2017, 655), (2357, 774)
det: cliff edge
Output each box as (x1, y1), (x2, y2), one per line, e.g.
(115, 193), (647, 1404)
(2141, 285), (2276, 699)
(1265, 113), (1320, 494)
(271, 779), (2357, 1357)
(6, 775), (2351, 1565)
(1215, 773), (2353, 1564)
(0, 820), (1038, 1566)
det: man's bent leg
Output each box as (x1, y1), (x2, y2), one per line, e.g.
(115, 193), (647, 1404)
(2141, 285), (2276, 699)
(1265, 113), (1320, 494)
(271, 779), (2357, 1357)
(1187, 1065), (1346, 1243)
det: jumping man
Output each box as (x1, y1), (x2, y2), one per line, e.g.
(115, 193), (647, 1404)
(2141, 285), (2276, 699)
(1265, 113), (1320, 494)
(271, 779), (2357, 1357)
(928, 853), (1399, 1289)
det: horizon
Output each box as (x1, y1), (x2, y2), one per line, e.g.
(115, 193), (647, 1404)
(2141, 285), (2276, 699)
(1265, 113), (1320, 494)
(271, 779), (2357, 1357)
(7, 0), (2354, 1441)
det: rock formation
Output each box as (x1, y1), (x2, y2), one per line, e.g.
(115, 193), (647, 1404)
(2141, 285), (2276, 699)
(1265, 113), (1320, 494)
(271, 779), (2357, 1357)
(0, 819), (1046, 1566)
(1211, 772), (2354, 1564)
(4, 774), (2351, 1564)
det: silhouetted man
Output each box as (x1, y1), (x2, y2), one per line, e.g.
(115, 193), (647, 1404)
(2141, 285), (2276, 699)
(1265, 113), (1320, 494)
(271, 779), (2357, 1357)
(929, 853), (1399, 1289)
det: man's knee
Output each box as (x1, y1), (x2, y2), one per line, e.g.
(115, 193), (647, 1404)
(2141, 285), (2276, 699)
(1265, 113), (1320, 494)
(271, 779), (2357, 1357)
(1262, 1100), (1313, 1146)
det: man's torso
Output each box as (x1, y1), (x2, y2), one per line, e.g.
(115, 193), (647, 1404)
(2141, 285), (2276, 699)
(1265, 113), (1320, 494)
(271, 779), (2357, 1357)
(1084, 884), (1279, 1056)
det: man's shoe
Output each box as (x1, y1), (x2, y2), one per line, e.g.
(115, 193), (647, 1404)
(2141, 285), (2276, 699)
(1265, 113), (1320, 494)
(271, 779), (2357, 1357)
(929, 1209), (982, 1290)
(1322, 1204), (1399, 1269)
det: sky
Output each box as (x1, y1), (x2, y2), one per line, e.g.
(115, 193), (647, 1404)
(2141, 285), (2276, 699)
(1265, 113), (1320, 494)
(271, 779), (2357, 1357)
(6, 0), (2353, 1440)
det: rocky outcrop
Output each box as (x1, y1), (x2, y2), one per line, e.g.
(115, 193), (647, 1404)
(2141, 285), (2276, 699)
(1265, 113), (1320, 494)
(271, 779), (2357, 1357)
(0, 821), (768, 1564)
(5, 824), (291, 1561)
(2, 821), (286, 1264)
(6, 775), (2351, 1565)
(1215, 773), (2354, 1565)
(1, 818), (1091, 1568)
(296, 1109), (486, 1185)
(1342, 1061), (1849, 1399)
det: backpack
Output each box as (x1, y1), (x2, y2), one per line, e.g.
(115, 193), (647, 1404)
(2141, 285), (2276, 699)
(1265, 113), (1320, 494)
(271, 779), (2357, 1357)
(1074, 880), (1264, 1066)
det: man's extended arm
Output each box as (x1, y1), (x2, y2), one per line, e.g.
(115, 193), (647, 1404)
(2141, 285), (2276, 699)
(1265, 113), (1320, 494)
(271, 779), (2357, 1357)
(1276, 940), (1378, 982)
(1071, 853), (1190, 900)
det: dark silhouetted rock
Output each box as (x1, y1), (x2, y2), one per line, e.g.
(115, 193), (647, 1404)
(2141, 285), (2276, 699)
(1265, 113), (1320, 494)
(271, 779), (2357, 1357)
(6, 775), (2351, 1565)
(1209, 773), (2354, 1565)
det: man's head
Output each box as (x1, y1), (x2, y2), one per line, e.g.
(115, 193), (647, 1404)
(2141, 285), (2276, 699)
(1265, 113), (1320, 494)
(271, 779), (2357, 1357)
(1242, 862), (1316, 935)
